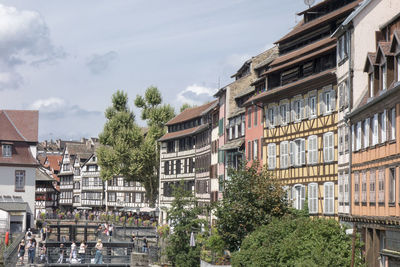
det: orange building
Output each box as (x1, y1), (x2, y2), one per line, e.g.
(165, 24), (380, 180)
(348, 17), (400, 266)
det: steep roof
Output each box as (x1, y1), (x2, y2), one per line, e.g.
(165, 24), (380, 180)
(45, 155), (62, 172)
(166, 100), (218, 126)
(0, 110), (38, 142)
(159, 124), (208, 142)
(0, 142), (38, 166)
(36, 168), (54, 181)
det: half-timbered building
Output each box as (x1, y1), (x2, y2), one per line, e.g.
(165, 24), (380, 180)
(244, 0), (361, 217)
(35, 167), (58, 217)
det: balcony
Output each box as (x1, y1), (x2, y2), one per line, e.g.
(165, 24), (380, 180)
(45, 201), (57, 207)
(81, 199), (103, 206)
(60, 184), (73, 190)
(106, 201), (146, 208)
(81, 185), (103, 191)
(35, 187), (54, 193)
(59, 199), (72, 204)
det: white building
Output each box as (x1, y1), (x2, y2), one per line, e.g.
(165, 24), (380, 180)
(0, 110), (39, 231)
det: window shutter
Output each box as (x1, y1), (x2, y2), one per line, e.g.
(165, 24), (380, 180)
(382, 110), (387, 142)
(291, 101), (296, 122)
(351, 125), (355, 151)
(300, 99), (304, 120)
(304, 97), (309, 119)
(331, 90), (336, 111)
(308, 183), (318, 214)
(365, 118), (370, 147)
(273, 106), (278, 126)
(319, 93), (325, 115)
(301, 185), (305, 210)
(323, 134), (328, 162)
(286, 104), (291, 124)
(307, 137), (312, 164)
(272, 144), (276, 169)
(292, 187), (297, 208)
(265, 109), (270, 128)
(301, 139), (305, 165)
(280, 142), (284, 168)
(289, 141), (295, 167)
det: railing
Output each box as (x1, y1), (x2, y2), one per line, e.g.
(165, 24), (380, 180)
(3, 232), (25, 266)
(81, 185), (103, 190)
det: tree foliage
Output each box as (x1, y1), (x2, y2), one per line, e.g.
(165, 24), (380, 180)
(215, 162), (289, 251)
(134, 86), (175, 206)
(231, 216), (364, 267)
(97, 90), (145, 182)
(180, 103), (193, 112)
(165, 181), (206, 267)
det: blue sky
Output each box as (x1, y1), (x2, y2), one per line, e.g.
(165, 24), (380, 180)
(0, 0), (310, 140)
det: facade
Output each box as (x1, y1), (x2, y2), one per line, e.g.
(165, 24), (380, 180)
(35, 167), (58, 217)
(158, 101), (217, 224)
(0, 110), (39, 230)
(334, 0), (400, 217)
(348, 15), (400, 267)
(244, 0), (361, 217)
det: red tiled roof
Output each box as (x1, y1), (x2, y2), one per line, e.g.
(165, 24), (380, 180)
(0, 110), (38, 142)
(46, 155), (62, 172)
(166, 100), (217, 126)
(265, 43), (336, 75)
(0, 142), (38, 166)
(159, 124), (208, 142)
(270, 37), (335, 67)
(363, 52), (377, 72)
(244, 68), (336, 106)
(275, 1), (361, 44)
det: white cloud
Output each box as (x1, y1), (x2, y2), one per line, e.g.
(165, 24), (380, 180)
(86, 51), (118, 74)
(224, 53), (251, 69)
(31, 97), (66, 110)
(0, 4), (63, 90)
(177, 84), (216, 105)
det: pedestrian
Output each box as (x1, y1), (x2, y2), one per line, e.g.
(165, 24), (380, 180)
(94, 239), (103, 264)
(42, 226), (47, 241)
(142, 237), (148, 253)
(70, 240), (77, 262)
(27, 236), (36, 264)
(57, 244), (65, 263)
(131, 233), (136, 248)
(109, 223), (113, 241)
(39, 242), (47, 263)
(25, 228), (32, 241)
(17, 240), (25, 265)
(78, 240), (87, 263)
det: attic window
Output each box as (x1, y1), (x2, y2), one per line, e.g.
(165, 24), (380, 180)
(2, 144), (12, 157)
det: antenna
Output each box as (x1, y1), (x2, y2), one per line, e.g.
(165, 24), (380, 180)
(304, 0), (315, 8)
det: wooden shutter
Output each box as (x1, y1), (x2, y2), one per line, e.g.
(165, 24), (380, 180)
(289, 141), (295, 167)
(273, 106), (278, 126)
(382, 110), (387, 142)
(300, 139), (306, 165)
(308, 183), (318, 214)
(301, 185), (305, 210)
(319, 92), (325, 115)
(330, 90), (336, 111)
(285, 103), (290, 124)
(291, 187), (297, 208)
(304, 97), (309, 119)
(365, 118), (370, 147)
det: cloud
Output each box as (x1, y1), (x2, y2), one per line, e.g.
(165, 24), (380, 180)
(224, 53), (251, 69)
(0, 4), (64, 90)
(86, 51), (118, 74)
(177, 84), (216, 105)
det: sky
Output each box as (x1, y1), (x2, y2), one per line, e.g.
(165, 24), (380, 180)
(0, 0), (311, 141)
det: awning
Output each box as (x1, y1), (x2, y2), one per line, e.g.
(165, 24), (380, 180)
(219, 139), (244, 151)
(140, 207), (156, 213)
(0, 202), (28, 212)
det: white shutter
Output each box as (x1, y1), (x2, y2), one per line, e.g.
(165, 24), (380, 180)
(291, 101), (295, 122)
(278, 105), (283, 126)
(364, 118), (370, 147)
(307, 137), (312, 164)
(324, 182), (334, 214)
(300, 139), (305, 165)
(323, 134), (328, 162)
(351, 125), (355, 151)
(308, 183), (318, 214)
(300, 99), (304, 120)
(330, 90), (336, 111)
(356, 122), (361, 151)
(391, 108), (396, 140)
(286, 103), (291, 124)
(319, 92), (325, 115)
(272, 144), (276, 169)
(382, 110), (387, 142)
(301, 185), (305, 210)
(265, 109), (270, 128)
(280, 142), (284, 169)
(304, 97), (309, 119)
(273, 106), (278, 126)
(329, 133), (334, 162)
(289, 141), (295, 167)
(292, 187), (297, 208)
(373, 114), (379, 145)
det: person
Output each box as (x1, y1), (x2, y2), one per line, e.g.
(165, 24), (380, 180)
(109, 223), (114, 240)
(57, 244), (65, 263)
(27, 235), (36, 264)
(131, 233), (136, 249)
(17, 240), (25, 265)
(70, 241), (77, 262)
(94, 239), (103, 264)
(26, 228), (32, 241)
(78, 240), (87, 263)
(41, 226), (47, 241)
(142, 237), (148, 253)
(95, 225), (102, 238)
(39, 242), (47, 263)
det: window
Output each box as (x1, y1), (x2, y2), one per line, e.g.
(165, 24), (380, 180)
(267, 107), (276, 128)
(356, 121), (361, 151)
(391, 108), (396, 140)
(320, 90), (336, 115)
(136, 193), (142, 203)
(308, 183), (318, 214)
(176, 160), (181, 175)
(382, 63), (387, 91)
(292, 100), (303, 122)
(241, 115), (245, 136)
(381, 110), (387, 143)
(354, 172), (360, 204)
(280, 104), (288, 125)
(2, 144), (12, 157)
(267, 143), (276, 170)
(253, 140), (258, 160)
(370, 170), (376, 204)
(389, 168), (396, 204)
(323, 132), (334, 162)
(247, 108), (252, 128)
(344, 126), (349, 153)
(369, 73), (374, 98)
(108, 192), (116, 202)
(164, 161), (169, 175)
(339, 173), (344, 206)
(247, 141), (251, 161)
(293, 139), (305, 166)
(344, 173), (350, 205)
(378, 169), (385, 204)
(170, 160), (174, 175)
(309, 96), (317, 118)
(254, 106), (258, 126)
(324, 182), (334, 215)
(307, 135), (318, 164)
(372, 114), (379, 145)
(338, 82), (348, 109)
(167, 141), (175, 153)
(364, 118), (370, 148)
(292, 184), (305, 210)
(337, 34), (348, 62)
(228, 125), (233, 140)
(361, 172), (367, 203)
(280, 141), (289, 169)
(234, 118), (239, 139)
(15, 170), (25, 192)
(218, 118), (224, 136)
(260, 138), (263, 159)
(397, 55), (400, 82)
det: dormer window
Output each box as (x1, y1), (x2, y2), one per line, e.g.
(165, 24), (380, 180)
(382, 62), (387, 91)
(369, 73), (374, 98)
(397, 55), (400, 82)
(2, 144), (12, 157)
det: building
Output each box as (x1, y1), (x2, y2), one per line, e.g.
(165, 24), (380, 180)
(244, 0), (361, 217)
(35, 167), (58, 218)
(158, 101), (217, 224)
(348, 14), (400, 266)
(0, 110), (39, 230)
(333, 0), (400, 218)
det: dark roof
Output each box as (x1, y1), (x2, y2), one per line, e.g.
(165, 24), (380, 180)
(0, 142), (38, 166)
(234, 86), (255, 100)
(219, 138), (244, 151)
(275, 1), (361, 44)
(363, 52), (377, 72)
(0, 202), (28, 212)
(0, 110), (38, 142)
(375, 42), (394, 64)
(231, 59), (252, 78)
(390, 29), (400, 52)
(159, 124), (208, 142)
(253, 46), (279, 70)
(166, 100), (217, 126)
(244, 68), (336, 106)
(297, 0), (339, 15)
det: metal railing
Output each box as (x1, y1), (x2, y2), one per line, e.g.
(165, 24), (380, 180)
(3, 232), (25, 266)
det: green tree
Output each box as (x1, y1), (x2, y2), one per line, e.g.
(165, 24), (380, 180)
(215, 162), (289, 251)
(180, 103), (193, 112)
(134, 86), (175, 206)
(231, 216), (364, 267)
(165, 181), (206, 267)
(97, 90), (145, 182)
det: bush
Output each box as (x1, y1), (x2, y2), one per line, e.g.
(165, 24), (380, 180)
(231, 216), (364, 267)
